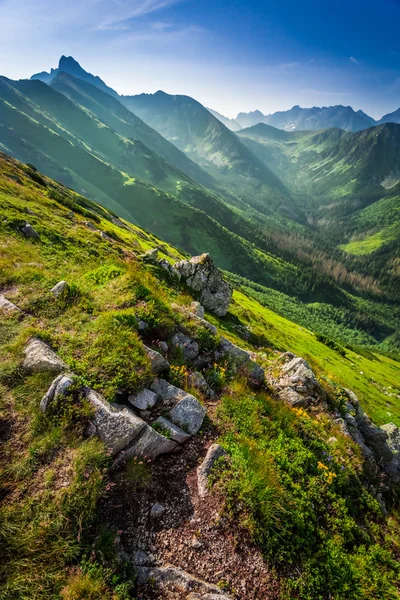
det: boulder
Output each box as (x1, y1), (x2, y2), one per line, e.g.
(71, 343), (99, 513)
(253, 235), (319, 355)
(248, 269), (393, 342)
(119, 424), (177, 461)
(189, 301), (205, 319)
(23, 338), (68, 373)
(151, 378), (187, 402)
(197, 444), (228, 498)
(21, 222), (40, 239)
(187, 595), (232, 600)
(128, 389), (158, 411)
(173, 254), (232, 317)
(153, 416), (191, 443)
(84, 221), (96, 230)
(172, 332), (200, 360)
(50, 280), (67, 297)
(141, 248), (159, 263)
(278, 387), (309, 407)
(170, 395), (206, 435)
(158, 341), (169, 354)
(219, 337), (264, 385)
(0, 294), (21, 314)
(132, 550), (154, 566)
(281, 357), (321, 394)
(144, 345), (170, 374)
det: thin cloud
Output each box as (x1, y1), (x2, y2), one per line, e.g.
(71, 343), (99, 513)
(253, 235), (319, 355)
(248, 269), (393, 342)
(349, 56), (360, 65)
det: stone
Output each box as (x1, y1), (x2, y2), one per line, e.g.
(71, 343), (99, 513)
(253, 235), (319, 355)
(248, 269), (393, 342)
(132, 550), (154, 566)
(187, 371), (209, 394)
(172, 332), (200, 360)
(138, 320), (148, 331)
(187, 595), (232, 600)
(40, 373), (74, 412)
(170, 395), (206, 435)
(84, 221), (96, 230)
(23, 338), (68, 373)
(197, 444), (228, 498)
(158, 341), (169, 354)
(86, 389), (147, 455)
(219, 337), (250, 364)
(150, 502), (166, 519)
(136, 564), (226, 596)
(0, 294), (21, 314)
(50, 280), (67, 297)
(281, 357), (321, 394)
(173, 254), (232, 317)
(21, 222), (40, 239)
(142, 248), (159, 263)
(100, 231), (112, 241)
(116, 422), (177, 462)
(150, 378), (187, 402)
(153, 416), (191, 443)
(380, 423), (400, 453)
(189, 301), (205, 319)
(128, 389), (158, 411)
(278, 387), (309, 407)
(144, 345), (170, 374)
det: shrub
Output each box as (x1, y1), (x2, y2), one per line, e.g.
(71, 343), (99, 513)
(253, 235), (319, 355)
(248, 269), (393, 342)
(85, 264), (125, 286)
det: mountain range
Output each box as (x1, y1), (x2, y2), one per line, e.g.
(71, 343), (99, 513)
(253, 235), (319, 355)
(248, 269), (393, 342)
(0, 55), (396, 351)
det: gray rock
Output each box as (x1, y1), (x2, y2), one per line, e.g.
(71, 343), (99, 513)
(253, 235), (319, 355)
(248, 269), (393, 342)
(86, 389), (147, 455)
(197, 444), (228, 498)
(189, 301), (205, 319)
(150, 378), (187, 402)
(136, 564), (227, 595)
(132, 550), (154, 566)
(173, 254), (232, 317)
(100, 231), (112, 241)
(380, 423), (400, 453)
(138, 320), (148, 331)
(84, 221), (96, 230)
(117, 422), (177, 462)
(21, 222), (40, 239)
(170, 395), (206, 435)
(50, 280), (67, 297)
(219, 337), (250, 364)
(153, 416), (191, 443)
(23, 338), (68, 373)
(0, 294), (21, 314)
(144, 345), (170, 374)
(278, 387), (309, 407)
(40, 373), (74, 412)
(158, 341), (169, 354)
(187, 371), (210, 394)
(142, 248), (159, 263)
(187, 595), (232, 600)
(150, 502), (166, 519)
(129, 389), (158, 411)
(172, 332), (200, 360)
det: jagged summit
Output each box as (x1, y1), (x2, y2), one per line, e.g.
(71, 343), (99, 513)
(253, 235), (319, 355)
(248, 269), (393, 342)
(31, 55), (119, 98)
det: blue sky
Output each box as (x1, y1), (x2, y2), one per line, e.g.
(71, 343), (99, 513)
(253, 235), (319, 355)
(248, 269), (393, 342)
(0, 0), (399, 118)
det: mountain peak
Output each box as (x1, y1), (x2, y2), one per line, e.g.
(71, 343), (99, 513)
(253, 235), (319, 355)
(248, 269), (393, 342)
(59, 55), (81, 69)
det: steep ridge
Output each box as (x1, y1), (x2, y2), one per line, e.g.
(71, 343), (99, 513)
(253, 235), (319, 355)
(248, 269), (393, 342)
(1, 154), (400, 600)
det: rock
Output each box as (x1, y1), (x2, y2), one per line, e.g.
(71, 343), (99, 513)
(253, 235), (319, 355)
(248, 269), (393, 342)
(132, 550), (154, 566)
(0, 294), (21, 314)
(219, 337), (264, 385)
(116, 422), (177, 462)
(150, 378), (187, 403)
(197, 444), (228, 498)
(138, 320), (148, 331)
(170, 395), (206, 435)
(158, 341), (169, 354)
(128, 389), (158, 411)
(142, 248), (159, 263)
(84, 221), (96, 230)
(50, 280), (67, 297)
(189, 301), (205, 319)
(171, 303), (217, 334)
(150, 502), (166, 519)
(86, 389), (147, 455)
(278, 387), (309, 407)
(153, 416), (191, 443)
(281, 357), (321, 394)
(187, 595), (232, 600)
(21, 222), (40, 239)
(190, 537), (203, 550)
(187, 371), (217, 400)
(380, 423), (400, 453)
(172, 332), (200, 360)
(136, 564), (227, 596)
(144, 345), (170, 374)
(173, 254), (232, 317)
(40, 373), (74, 412)
(100, 231), (112, 241)
(23, 338), (68, 373)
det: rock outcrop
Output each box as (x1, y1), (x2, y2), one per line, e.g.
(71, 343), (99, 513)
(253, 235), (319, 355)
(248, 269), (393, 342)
(50, 280), (68, 297)
(23, 338), (68, 373)
(135, 563), (232, 597)
(21, 222), (40, 239)
(143, 345), (170, 375)
(273, 354), (324, 407)
(173, 254), (232, 317)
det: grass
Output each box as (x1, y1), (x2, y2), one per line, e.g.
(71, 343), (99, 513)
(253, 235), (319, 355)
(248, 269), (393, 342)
(1, 153), (400, 598)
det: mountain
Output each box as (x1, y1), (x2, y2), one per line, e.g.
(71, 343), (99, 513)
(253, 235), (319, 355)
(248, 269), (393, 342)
(119, 90), (299, 219)
(236, 105), (376, 132)
(379, 107), (400, 124)
(31, 55), (119, 98)
(207, 108), (242, 131)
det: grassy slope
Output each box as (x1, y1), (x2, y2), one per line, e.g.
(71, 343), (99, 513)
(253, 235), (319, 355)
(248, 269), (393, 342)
(2, 154), (400, 600)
